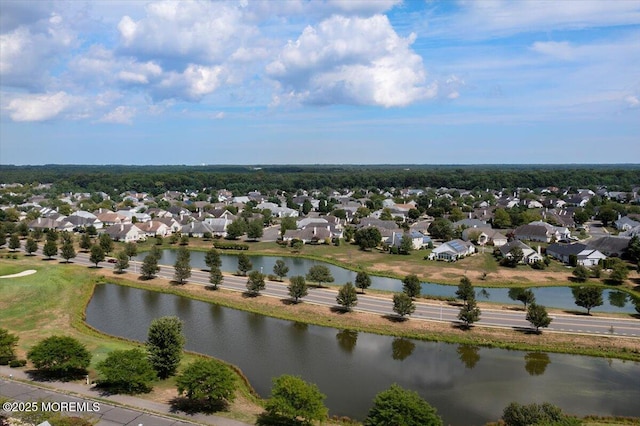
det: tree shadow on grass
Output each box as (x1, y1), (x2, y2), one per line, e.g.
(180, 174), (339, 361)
(242, 291), (260, 298)
(561, 309), (591, 316)
(280, 298), (299, 305)
(26, 368), (87, 383)
(169, 396), (228, 415)
(452, 323), (475, 331)
(513, 326), (540, 335)
(41, 258), (56, 261)
(93, 382), (152, 397)
(382, 314), (409, 323)
(204, 285), (219, 291)
(255, 412), (306, 426)
(330, 306), (351, 314)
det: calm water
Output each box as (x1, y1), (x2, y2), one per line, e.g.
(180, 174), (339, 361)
(86, 284), (640, 425)
(137, 250), (637, 313)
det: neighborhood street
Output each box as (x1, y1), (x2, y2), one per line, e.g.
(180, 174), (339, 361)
(59, 251), (640, 338)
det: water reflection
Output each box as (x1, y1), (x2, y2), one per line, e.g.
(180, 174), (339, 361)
(336, 329), (358, 354)
(86, 284), (640, 425)
(608, 291), (628, 308)
(457, 344), (481, 369)
(524, 352), (551, 376)
(391, 338), (415, 361)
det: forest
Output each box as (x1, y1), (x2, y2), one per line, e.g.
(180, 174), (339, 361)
(1, 164), (639, 196)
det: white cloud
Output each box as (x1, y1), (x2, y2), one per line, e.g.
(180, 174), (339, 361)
(6, 91), (73, 122)
(625, 95), (640, 108)
(531, 41), (576, 61)
(157, 64), (225, 101)
(439, 0), (640, 39)
(98, 106), (136, 124)
(267, 14), (434, 107)
(117, 1), (255, 66)
(326, 0), (400, 15)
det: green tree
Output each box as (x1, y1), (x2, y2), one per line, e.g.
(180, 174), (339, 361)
(115, 250), (129, 273)
(428, 218), (453, 240)
(24, 237), (38, 256)
(246, 270), (266, 296)
(236, 253), (252, 276)
(79, 233), (92, 251)
(354, 227), (382, 251)
(226, 219), (246, 240)
(209, 267), (223, 290)
(355, 271), (372, 294)
(0, 328), (18, 365)
(99, 233), (114, 255)
(273, 259), (290, 281)
(609, 260), (629, 284)
(343, 225), (355, 242)
(402, 274), (421, 299)
(502, 402), (573, 426)
(492, 208), (512, 229)
(264, 375), (328, 424)
(205, 248), (222, 270)
(526, 303), (552, 333)
(572, 265), (590, 282)
(173, 246), (191, 284)
(456, 276), (475, 304)
(124, 242), (138, 260)
(280, 216), (297, 237)
(8, 233), (20, 251)
(393, 293), (416, 318)
(89, 244), (105, 267)
(302, 199), (313, 215)
(176, 359), (237, 410)
(141, 253), (160, 279)
(458, 298), (481, 328)
(180, 234), (190, 246)
(336, 282), (358, 311)
(306, 264), (334, 288)
(597, 207), (617, 227)
(247, 219), (264, 240)
(288, 275), (308, 303)
(96, 349), (156, 394)
(43, 239), (58, 259)
(626, 236), (640, 262)
(27, 335), (91, 379)
(60, 239), (76, 263)
(399, 234), (413, 255)
(571, 286), (603, 315)
(364, 384), (442, 426)
(146, 316), (185, 379)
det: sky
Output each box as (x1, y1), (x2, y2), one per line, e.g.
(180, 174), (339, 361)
(0, 0), (639, 166)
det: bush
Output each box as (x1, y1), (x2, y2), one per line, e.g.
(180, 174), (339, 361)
(9, 359), (27, 368)
(27, 335), (91, 379)
(212, 241), (249, 250)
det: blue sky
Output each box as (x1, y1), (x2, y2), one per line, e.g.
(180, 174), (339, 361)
(1, 0), (639, 165)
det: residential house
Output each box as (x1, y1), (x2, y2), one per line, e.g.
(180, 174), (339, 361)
(586, 236), (631, 257)
(181, 221), (214, 238)
(461, 227), (508, 247)
(203, 217), (231, 237)
(615, 216), (640, 231)
(428, 239), (476, 261)
(388, 230), (431, 250)
(256, 201), (299, 218)
(136, 220), (171, 238)
(283, 226), (333, 244)
(28, 217), (75, 233)
(546, 243), (607, 266)
(103, 223), (144, 242)
(499, 240), (543, 264)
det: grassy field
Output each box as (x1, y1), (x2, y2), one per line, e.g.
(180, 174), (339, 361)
(0, 256), (263, 425)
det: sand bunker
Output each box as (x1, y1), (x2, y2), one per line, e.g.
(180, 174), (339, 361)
(0, 269), (37, 279)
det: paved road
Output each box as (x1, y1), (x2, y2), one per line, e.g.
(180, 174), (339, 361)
(46, 249), (639, 338)
(0, 373), (249, 426)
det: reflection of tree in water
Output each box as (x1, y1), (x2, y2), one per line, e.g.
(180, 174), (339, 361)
(478, 288), (491, 299)
(457, 344), (481, 369)
(391, 338), (415, 361)
(524, 352), (551, 376)
(336, 329), (358, 354)
(608, 291), (628, 308)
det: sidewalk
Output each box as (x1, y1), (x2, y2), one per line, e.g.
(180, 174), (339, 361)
(0, 366), (251, 426)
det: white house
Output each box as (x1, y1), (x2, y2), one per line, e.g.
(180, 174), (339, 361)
(428, 239), (476, 261)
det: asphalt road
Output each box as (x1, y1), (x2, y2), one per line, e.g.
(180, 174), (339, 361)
(48, 250), (640, 338)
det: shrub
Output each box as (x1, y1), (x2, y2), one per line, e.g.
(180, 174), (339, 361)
(9, 359), (27, 368)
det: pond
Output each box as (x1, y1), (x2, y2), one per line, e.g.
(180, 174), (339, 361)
(86, 284), (640, 425)
(137, 250), (637, 313)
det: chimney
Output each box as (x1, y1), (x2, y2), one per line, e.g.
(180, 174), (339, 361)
(120, 224), (124, 231)
(538, 246), (541, 255)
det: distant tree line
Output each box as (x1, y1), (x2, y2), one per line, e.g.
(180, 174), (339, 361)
(1, 164), (639, 197)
